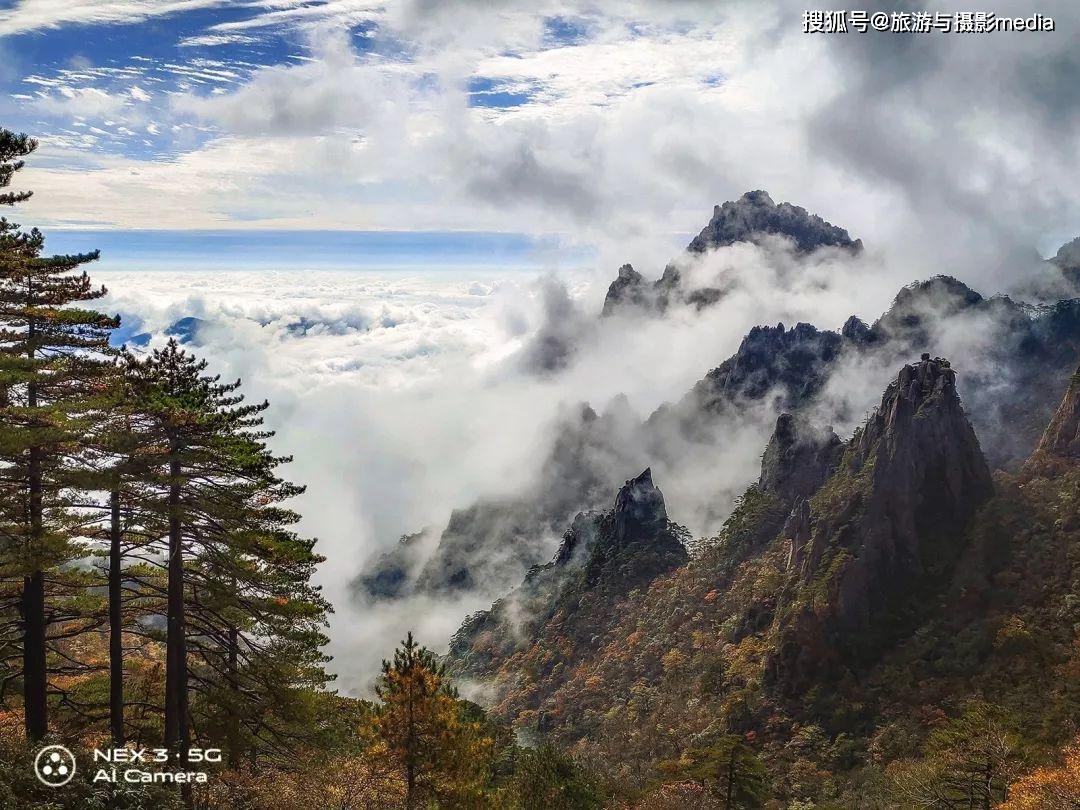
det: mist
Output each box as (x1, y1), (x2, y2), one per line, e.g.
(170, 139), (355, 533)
(90, 205), (1075, 694)
(25, 0), (1074, 694)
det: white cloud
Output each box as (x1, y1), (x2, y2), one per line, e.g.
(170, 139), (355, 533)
(15, 0), (1079, 292)
(32, 85), (131, 118)
(86, 212), (1052, 690)
(0, 0), (233, 35)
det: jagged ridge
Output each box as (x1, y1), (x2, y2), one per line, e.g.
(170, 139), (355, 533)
(447, 468), (687, 681)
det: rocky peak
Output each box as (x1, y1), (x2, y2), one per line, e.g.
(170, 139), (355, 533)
(845, 354), (990, 509)
(611, 467), (668, 545)
(758, 413), (843, 505)
(602, 192), (860, 316)
(1025, 364), (1080, 476)
(692, 322), (844, 411)
(1051, 237), (1080, 288)
(871, 276), (986, 344)
(601, 263), (650, 316)
(841, 315), (873, 344)
(582, 468), (686, 590)
(446, 469), (685, 680)
(686, 190), (862, 255)
(773, 354), (994, 687)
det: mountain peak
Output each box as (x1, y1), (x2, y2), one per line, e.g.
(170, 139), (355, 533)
(601, 193), (860, 316)
(601, 263), (649, 316)
(611, 467), (667, 545)
(687, 190), (862, 255)
(774, 354), (993, 687)
(758, 413), (843, 504)
(1025, 364), (1080, 476)
(1052, 236), (1080, 269)
(1052, 236), (1080, 288)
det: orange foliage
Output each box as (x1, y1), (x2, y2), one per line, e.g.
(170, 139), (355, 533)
(999, 737), (1080, 809)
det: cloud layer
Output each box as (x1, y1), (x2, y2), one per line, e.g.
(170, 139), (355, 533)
(6, 1), (1076, 285)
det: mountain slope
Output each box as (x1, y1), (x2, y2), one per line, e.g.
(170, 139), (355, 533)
(445, 353), (1075, 805)
(770, 356), (994, 687)
(447, 468), (687, 687)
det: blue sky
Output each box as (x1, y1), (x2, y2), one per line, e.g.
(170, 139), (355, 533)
(0, 1), (1078, 276)
(0, 1), (739, 267)
(45, 229), (587, 271)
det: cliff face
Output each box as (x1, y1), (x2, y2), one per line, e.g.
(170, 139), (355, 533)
(1024, 365), (1080, 475)
(773, 356), (994, 687)
(758, 413), (843, 505)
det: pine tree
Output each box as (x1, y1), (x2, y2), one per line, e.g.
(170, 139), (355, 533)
(889, 702), (1023, 810)
(0, 128), (115, 741)
(86, 354), (166, 746)
(510, 744), (603, 810)
(118, 340), (330, 761)
(374, 633), (496, 809)
(668, 736), (769, 809)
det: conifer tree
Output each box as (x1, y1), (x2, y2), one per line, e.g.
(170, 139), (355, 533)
(87, 356), (164, 746)
(667, 736), (769, 809)
(510, 744), (603, 810)
(0, 129), (115, 741)
(375, 632), (495, 809)
(119, 340), (330, 760)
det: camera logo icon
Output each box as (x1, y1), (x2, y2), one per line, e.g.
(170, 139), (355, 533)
(34, 745), (76, 787)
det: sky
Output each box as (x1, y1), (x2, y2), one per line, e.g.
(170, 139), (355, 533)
(1, 0), (1076, 275)
(4, 0), (1080, 691)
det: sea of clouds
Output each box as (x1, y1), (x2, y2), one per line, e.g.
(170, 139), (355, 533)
(92, 221), (1054, 695)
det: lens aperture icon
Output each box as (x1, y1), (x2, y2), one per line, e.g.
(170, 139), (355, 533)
(34, 745), (76, 787)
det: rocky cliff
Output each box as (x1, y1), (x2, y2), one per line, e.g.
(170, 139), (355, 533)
(772, 355), (994, 687)
(1024, 364), (1080, 476)
(757, 413), (843, 505)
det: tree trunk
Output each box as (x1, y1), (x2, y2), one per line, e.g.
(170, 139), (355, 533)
(21, 568), (46, 741)
(406, 681), (417, 810)
(22, 437), (47, 741)
(164, 455), (189, 754)
(109, 486), (124, 746)
(22, 287), (48, 742)
(724, 743), (736, 810)
(227, 616), (240, 768)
